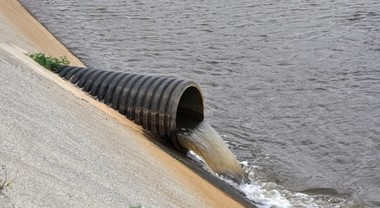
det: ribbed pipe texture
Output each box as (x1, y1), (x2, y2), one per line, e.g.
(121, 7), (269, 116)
(57, 66), (204, 138)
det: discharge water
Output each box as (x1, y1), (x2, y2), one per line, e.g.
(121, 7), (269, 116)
(175, 120), (247, 182)
(175, 121), (355, 208)
(20, 0), (380, 207)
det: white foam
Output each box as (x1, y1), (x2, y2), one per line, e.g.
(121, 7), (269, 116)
(217, 172), (292, 208)
(217, 161), (358, 208)
(239, 182), (292, 208)
(182, 126), (357, 207)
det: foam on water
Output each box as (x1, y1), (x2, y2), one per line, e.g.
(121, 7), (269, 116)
(179, 123), (359, 208)
(188, 155), (361, 208)
(221, 162), (359, 208)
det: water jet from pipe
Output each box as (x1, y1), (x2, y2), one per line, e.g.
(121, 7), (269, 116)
(175, 118), (247, 183)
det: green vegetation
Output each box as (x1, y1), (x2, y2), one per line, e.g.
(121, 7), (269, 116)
(27, 52), (69, 72)
(129, 203), (142, 208)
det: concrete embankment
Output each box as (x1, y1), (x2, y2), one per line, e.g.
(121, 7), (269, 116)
(0, 0), (247, 207)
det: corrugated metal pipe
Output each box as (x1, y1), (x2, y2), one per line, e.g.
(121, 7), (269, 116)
(56, 66), (204, 150)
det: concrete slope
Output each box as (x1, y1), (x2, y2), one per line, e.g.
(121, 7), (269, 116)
(0, 0), (84, 67)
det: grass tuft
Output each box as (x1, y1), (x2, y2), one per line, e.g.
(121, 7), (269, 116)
(27, 52), (69, 72)
(129, 203), (142, 208)
(0, 165), (17, 193)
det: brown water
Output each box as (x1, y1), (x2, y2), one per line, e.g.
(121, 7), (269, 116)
(176, 121), (247, 183)
(20, 0), (380, 207)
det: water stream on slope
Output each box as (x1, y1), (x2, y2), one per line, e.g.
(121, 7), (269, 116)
(176, 120), (247, 183)
(175, 120), (356, 207)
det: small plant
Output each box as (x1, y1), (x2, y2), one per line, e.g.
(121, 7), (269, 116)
(129, 203), (142, 208)
(0, 165), (17, 208)
(0, 165), (17, 194)
(27, 52), (69, 72)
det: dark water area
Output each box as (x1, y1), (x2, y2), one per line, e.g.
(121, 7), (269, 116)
(21, 0), (380, 207)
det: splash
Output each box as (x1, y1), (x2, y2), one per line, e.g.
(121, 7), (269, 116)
(175, 121), (247, 182)
(175, 121), (359, 207)
(221, 163), (361, 208)
(174, 120), (359, 207)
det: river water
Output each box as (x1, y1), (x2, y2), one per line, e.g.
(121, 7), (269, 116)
(20, 0), (380, 207)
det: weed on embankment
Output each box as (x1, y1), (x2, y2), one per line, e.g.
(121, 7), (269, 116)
(27, 52), (69, 72)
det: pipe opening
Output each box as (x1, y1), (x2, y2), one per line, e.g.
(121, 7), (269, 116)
(176, 85), (204, 125)
(171, 85), (204, 152)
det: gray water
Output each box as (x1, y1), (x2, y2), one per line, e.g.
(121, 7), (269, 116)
(20, 0), (380, 207)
